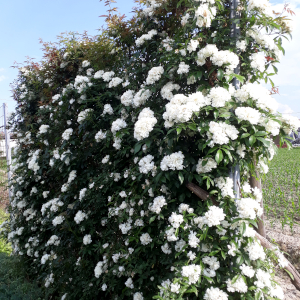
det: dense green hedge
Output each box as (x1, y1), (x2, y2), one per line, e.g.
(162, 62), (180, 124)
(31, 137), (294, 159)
(1, 0), (299, 299)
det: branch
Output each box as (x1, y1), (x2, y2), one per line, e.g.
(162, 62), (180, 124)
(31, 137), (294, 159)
(186, 182), (300, 291)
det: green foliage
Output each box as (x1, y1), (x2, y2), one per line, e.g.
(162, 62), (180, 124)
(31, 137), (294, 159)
(0, 253), (44, 300)
(262, 148), (300, 232)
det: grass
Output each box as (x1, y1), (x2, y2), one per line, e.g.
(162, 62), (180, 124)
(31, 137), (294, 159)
(262, 147), (300, 232)
(0, 210), (44, 300)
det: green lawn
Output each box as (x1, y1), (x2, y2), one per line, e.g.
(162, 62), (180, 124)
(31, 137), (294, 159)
(262, 147), (300, 232)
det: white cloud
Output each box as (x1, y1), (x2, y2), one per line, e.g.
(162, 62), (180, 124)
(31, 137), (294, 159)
(0, 75), (5, 82)
(278, 103), (294, 114)
(0, 68), (4, 72)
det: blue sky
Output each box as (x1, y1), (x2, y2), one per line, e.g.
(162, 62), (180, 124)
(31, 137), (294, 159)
(0, 0), (299, 117)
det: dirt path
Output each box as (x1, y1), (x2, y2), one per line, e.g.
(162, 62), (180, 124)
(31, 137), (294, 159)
(266, 219), (300, 299)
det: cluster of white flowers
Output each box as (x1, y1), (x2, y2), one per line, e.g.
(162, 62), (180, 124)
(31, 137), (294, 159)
(46, 235), (60, 246)
(240, 264), (255, 278)
(234, 83), (277, 113)
(38, 125), (50, 135)
(134, 108), (157, 141)
(111, 118), (127, 135)
(41, 198), (64, 215)
(181, 264), (201, 284)
(208, 87), (232, 108)
(280, 114), (300, 134)
(132, 88), (152, 107)
(77, 109), (93, 124)
(207, 121), (239, 146)
(197, 44), (239, 74)
(161, 82), (180, 100)
(168, 212), (184, 229)
(142, 0), (166, 16)
(74, 75), (91, 93)
(136, 29), (158, 46)
(204, 287), (228, 300)
(102, 104), (114, 115)
(27, 150), (41, 174)
(246, 241), (266, 261)
(149, 196), (167, 214)
(74, 210), (87, 224)
(121, 90), (134, 106)
(138, 155), (156, 175)
(195, 3), (217, 28)
(94, 256), (108, 278)
(246, 29), (276, 51)
(146, 66), (164, 85)
(235, 107), (261, 125)
(235, 198), (263, 219)
(248, 0), (273, 16)
(52, 216), (65, 226)
(214, 177), (234, 198)
(196, 158), (217, 174)
(177, 62), (190, 74)
(163, 92), (210, 128)
(95, 130), (107, 142)
(140, 233), (152, 245)
(108, 77), (123, 88)
(83, 234), (92, 245)
(226, 276), (248, 293)
(160, 151), (184, 171)
(62, 128), (73, 140)
(102, 71), (115, 82)
(250, 53), (266, 72)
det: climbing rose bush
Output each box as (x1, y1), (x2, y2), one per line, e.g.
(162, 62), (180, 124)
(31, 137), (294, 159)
(1, 0), (299, 299)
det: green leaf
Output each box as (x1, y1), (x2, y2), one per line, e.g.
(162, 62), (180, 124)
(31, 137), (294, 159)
(215, 149), (223, 164)
(134, 143), (142, 154)
(241, 133), (250, 139)
(222, 148), (233, 162)
(186, 286), (198, 296)
(236, 255), (244, 265)
(256, 137), (270, 147)
(178, 172), (184, 185)
(249, 135), (256, 146)
(149, 216), (156, 224)
(188, 123), (197, 131)
(254, 131), (267, 137)
(177, 127), (183, 135)
(217, 69), (224, 80)
(221, 251), (226, 260)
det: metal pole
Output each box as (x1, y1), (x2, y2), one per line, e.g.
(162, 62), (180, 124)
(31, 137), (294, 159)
(3, 103), (12, 202)
(229, 0), (241, 199)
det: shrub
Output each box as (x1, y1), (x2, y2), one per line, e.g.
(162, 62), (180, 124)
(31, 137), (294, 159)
(1, 0), (300, 299)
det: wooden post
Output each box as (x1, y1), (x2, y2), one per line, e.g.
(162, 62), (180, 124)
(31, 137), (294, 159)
(249, 168), (266, 238)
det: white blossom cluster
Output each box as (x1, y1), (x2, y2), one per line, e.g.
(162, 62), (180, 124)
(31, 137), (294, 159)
(62, 128), (73, 140)
(77, 109), (93, 124)
(235, 107), (261, 125)
(160, 151), (184, 171)
(146, 66), (164, 85)
(207, 121), (239, 146)
(163, 92), (210, 128)
(134, 108), (157, 141)
(161, 82), (180, 100)
(196, 158), (217, 174)
(149, 196), (167, 214)
(135, 29), (158, 47)
(197, 44), (239, 74)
